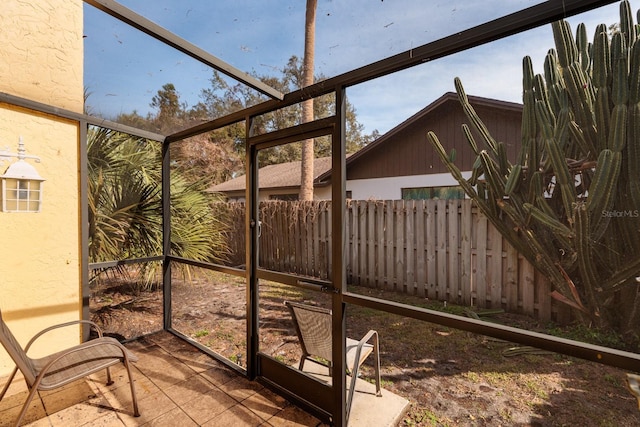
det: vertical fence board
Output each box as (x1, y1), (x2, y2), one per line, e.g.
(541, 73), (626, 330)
(475, 211), (488, 308)
(521, 257), (535, 315)
(489, 224), (503, 309)
(325, 203), (332, 279)
(345, 201), (352, 282)
(435, 200), (446, 300)
(294, 205), (303, 274)
(351, 201), (360, 284)
(376, 201), (385, 289)
(504, 241), (519, 312)
(368, 201), (376, 287)
(385, 201), (395, 290)
(405, 200), (415, 294)
(460, 201), (472, 305)
(426, 201), (437, 299)
(536, 272), (552, 321)
(395, 200), (405, 292)
(358, 201), (368, 285)
(447, 200), (460, 303)
(312, 204), (320, 277)
(415, 201), (426, 297)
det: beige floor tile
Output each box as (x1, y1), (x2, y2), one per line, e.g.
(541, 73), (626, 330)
(199, 365), (237, 386)
(40, 380), (96, 415)
(78, 411), (126, 427)
(179, 386), (237, 425)
(0, 388), (32, 412)
(174, 349), (222, 374)
(0, 396), (47, 427)
(267, 405), (327, 427)
(116, 391), (177, 427)
(241, 387), (291, 421)
(23, 415), (53, 427)
(87, 365), (137, 393)
(145, 407), (197, 427)
(133, 351), (196, 390)
(201, 403), (264, 427)
(46, 397), (117, 427)
(163, 375), (218, 406)
(96, 374), (158, 406)
(217, 376), (264, 402)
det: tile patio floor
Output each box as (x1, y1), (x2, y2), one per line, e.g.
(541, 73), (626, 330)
(0, 331), (328, 426)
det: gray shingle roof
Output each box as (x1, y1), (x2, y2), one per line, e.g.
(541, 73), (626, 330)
(209, 156), (333, 192)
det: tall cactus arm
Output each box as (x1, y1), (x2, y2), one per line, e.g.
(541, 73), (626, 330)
(627, 103), (640, 210)
(587, 149), (622, 240)
(479, 150), (506, 198)
(593, 24), (611, 153)
(621, 0), (637, 50)
(575, 204), (602, 317)
(576, 23), (591, 74)
(461, 124), (480, 155)
(454, 77), (499, 155)
(524, 202), (574, 239)
(553, 20), (578, 68)
(544, 51), (564, 114)
(553, 20), (597, 147)
(521, 57), (540, 169)
(536, 101), (576, 221)
(628, 40), (640, 211)
(427, 131), (478, 199)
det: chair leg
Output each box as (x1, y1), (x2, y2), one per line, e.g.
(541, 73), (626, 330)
(373, 335), (382, 397)
(0, 367), (18, 401)
(14, 386), (39, 427)
(123, 360), (140, 417)
(105, 366), (113, 386)
(346, 363), (359, 425)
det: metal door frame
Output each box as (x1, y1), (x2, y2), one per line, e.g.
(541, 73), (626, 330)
(244, 88), (348, 425)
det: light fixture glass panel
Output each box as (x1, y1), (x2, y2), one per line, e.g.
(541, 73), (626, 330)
(2, 178), (42, 212)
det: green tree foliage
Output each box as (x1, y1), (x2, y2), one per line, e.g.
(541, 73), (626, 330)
(197, 56), (375, 166)
(88, 126), (227, 285)
(428, 1), (640, 347)
(115, 55), (376, 185)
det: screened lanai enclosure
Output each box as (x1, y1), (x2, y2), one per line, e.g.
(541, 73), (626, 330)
(7, 0), (640, 425)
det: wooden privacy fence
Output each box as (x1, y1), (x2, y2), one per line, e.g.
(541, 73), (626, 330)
(221, 200), (570, 322)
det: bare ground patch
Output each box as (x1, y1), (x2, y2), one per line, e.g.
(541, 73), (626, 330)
(91, 274), (640, 426)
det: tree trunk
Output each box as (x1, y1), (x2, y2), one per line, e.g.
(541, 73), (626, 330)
(300, 0), (317, 201)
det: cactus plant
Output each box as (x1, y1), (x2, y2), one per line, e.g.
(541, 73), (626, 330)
(428, 0), (640, 347)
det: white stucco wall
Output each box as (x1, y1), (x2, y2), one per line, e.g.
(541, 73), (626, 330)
(320, 172), (473, 201)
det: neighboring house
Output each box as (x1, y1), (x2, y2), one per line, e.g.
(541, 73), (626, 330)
(211, 92), (522, 201)
(209, 156), (334, 201)
(318, 91), (523, 200)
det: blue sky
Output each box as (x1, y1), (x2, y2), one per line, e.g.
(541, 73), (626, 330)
(83, 1), (636, 135)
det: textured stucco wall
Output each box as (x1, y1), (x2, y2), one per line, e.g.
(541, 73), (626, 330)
(0, 0), (83, 374)
(0, 1), (84, 113)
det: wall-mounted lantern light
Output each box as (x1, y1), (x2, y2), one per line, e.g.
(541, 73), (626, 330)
(0, 137), (44, 213)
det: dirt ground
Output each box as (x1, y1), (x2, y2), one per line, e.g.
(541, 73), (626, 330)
(90, 272), (640, 426)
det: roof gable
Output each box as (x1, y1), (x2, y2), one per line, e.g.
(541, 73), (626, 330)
(317, 92), (522, 183)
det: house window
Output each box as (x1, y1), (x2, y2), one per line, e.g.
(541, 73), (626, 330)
(401, 186), (465, 200)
